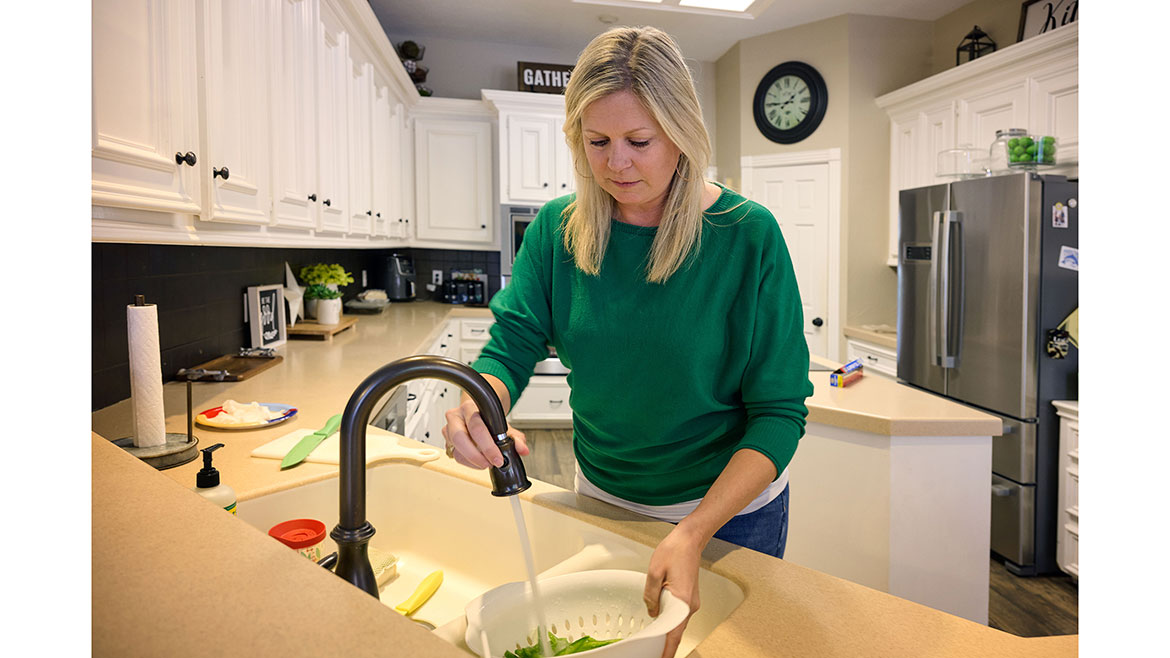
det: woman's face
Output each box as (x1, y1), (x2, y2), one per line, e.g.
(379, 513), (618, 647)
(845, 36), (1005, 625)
(580, 89), (681, 222)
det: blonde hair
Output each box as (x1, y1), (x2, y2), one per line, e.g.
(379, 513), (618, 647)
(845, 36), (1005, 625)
(561, 26), (712, 283)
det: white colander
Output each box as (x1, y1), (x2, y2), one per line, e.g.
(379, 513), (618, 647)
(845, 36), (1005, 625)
(465, 569), (690, 658)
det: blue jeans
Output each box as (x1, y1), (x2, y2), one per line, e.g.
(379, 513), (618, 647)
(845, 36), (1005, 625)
(710, 484), (789, 558)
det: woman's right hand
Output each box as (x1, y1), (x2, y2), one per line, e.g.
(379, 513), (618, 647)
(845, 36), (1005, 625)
(442, 394), (529, 469)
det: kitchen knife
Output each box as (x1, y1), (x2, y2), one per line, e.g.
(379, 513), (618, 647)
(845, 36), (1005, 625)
(280, 414), (342, 469)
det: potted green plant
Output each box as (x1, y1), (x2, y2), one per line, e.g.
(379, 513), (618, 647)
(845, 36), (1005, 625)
(300, 264), (354, 323)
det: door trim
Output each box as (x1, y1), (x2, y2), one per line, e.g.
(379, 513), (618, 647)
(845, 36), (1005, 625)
(740, 149), (842, 362)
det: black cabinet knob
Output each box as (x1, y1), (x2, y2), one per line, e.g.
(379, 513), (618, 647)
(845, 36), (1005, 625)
(323, 199), (331, 207)
(308, 193), (317, 202)
(561, 183), (567, 188)
(174, 151), (197, 167)
(543, 182), (549, 188)
(812, 317), (824, 327)
(480, 224), (486, 229)
(366, 210), (372, 216)
(213, 166), (230, 180)
(376, 212), (381, 218)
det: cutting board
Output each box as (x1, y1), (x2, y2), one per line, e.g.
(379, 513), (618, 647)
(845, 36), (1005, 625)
(287, 316), (359, 341)
(251, 424), (441, 465)
(185, 354), (283, 381)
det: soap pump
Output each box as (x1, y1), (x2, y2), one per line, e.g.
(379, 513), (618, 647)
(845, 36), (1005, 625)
(193, 443), (237, 515)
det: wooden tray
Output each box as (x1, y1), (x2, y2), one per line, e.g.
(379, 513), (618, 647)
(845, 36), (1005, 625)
(287, 316), (359, 341)
(185, 354), (283, 382)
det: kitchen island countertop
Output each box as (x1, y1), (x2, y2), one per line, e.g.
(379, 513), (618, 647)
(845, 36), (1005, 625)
(92, 302), (1065, 657)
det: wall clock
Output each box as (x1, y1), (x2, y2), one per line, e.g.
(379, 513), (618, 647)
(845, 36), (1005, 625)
(752, 61), (828, 144)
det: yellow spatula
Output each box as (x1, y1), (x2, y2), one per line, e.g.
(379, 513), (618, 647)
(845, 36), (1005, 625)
(394, 570), (443, 616)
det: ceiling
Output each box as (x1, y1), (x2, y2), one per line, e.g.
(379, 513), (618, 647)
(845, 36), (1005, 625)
(367, 0), (971, 62)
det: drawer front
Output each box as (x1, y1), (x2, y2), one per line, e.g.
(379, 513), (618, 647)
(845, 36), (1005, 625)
(846, 340), (897, 378)
(461, 319), (493, 341)
(990, 474), (1035, 565)
(510, 378), (571, 420)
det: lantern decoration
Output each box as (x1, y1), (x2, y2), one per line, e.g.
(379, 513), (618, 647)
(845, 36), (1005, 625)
(956, 25), (996, 66)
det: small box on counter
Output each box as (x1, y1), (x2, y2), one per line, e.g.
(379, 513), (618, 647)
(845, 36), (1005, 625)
(829, 359), (864, 388)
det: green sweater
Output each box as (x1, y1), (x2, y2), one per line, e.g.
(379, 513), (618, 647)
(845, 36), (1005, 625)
(473, 186), (813, 505)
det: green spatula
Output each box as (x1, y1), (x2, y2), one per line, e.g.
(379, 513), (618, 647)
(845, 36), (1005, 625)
(280, 414), (342, 469)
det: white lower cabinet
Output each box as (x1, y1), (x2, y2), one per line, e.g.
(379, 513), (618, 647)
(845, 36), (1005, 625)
(845, 338), (897, 379)
(509, 376), (572, 428)
(1053, 400), (1079, 580)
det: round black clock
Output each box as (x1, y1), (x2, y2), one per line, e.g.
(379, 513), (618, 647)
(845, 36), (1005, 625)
(752, 61), (828, 144)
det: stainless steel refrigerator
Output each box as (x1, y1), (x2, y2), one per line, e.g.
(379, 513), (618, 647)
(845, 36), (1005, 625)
(897, 173), (1078, 576)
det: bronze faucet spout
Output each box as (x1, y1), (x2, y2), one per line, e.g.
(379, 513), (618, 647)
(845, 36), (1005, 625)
(330, 355), (531, 597)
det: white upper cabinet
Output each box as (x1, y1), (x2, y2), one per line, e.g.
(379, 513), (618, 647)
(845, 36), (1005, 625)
(372, 80), (395, 238)
(482, 90), (574, 206)
(315, 1), (350, 234)
(348, 57), (374, 236)
(877, 23), (1078, 266)
(92, 0), (202, 214)
(199, 0), (272, 225)
(412, 101), (495, 245)
(270, 0), (319, 230)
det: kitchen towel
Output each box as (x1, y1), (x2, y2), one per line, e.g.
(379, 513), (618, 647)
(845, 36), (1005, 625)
(127, 301), (166, 447)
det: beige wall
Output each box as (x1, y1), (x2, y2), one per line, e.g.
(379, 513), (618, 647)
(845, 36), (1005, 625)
(930, 0), (1023, 75)
(844, 15), (932, 329)
(715, 14), (931, 345)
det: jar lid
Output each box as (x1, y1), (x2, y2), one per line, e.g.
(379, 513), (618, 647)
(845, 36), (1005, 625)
(995, 128), (1027, 138)
(268, 518), (326, 549)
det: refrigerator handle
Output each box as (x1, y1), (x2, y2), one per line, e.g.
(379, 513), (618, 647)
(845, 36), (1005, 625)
(928, 211), (942, 367)
(939, 211), (961, 368)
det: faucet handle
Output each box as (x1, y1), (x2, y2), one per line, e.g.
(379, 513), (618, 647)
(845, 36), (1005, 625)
(489, 433), (531, 497)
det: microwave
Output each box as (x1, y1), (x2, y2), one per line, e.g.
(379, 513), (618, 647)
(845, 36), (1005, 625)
(500, 205), (539, 277)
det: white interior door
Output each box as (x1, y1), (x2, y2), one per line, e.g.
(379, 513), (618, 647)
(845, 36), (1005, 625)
(749, 163), (830, 358)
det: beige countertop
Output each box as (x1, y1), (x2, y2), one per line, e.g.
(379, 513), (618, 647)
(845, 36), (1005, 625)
(843, 325), (898, 351)
(91, 302), (1049, 657)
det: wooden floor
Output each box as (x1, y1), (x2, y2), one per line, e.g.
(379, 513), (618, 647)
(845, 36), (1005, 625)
(523, 429), (1079, 638)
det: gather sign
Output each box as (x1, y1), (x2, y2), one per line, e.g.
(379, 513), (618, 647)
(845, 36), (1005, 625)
(517, 62), (574, 94)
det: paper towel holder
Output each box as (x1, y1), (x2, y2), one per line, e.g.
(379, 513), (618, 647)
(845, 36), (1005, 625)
(113, 297), (201, 470)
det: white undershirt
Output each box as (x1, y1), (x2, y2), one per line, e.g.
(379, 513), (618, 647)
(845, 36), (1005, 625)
(573, 465), (789, 524)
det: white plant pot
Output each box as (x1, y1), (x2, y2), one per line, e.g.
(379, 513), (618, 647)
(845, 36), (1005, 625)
(316, 298), (342, 325)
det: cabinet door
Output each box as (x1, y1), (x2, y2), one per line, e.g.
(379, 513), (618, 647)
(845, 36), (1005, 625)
(348, 60), (374, 236)
(507, 115), (556, 202)
(92, 0), (202, 214)
(921, 103), (956, 187)
(200, 0), (272, 225)
(315, 5), (349, 233)
(887, 112), (920, 264)
(386, 102), (408, 239)
(956, 82), (1028, 161)
(414, 118), (494, 243)
(270, 0), (318, 230)
(1029, 65), (1078, 168)
(555, 131), (576, 196)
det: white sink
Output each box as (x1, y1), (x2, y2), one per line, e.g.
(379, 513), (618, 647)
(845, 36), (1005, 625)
(239, 463), (744, 656)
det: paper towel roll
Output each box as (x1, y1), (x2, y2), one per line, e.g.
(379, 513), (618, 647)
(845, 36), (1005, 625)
(127, 302), (166, 447)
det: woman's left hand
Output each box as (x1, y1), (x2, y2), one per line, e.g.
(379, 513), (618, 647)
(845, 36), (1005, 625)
(643, 523), (705, 658)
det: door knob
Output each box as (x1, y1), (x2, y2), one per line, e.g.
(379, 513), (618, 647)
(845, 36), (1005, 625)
(812, 317), (823, 327)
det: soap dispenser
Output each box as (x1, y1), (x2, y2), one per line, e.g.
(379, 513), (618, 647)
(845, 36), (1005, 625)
(193, 443), (237, 515)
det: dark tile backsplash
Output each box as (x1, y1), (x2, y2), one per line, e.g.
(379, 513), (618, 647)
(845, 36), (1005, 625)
(92, 244), (502, 411)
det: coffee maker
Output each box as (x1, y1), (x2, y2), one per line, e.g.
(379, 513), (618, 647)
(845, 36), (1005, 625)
(384, 254), (416, 301)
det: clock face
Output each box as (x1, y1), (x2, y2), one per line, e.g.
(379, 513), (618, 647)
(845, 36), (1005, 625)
(764, 75), (812, 131)
(753, 62), (827, 144)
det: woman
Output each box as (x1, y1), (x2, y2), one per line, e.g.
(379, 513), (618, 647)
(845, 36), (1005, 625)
(442, 26), (812, 658)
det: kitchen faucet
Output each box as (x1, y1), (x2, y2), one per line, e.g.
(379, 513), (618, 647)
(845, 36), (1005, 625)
(331, 355), (531, 597)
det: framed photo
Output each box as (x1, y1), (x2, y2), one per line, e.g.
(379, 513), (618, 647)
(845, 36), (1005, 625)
(1017, 0), (1079, 43)
(246, 285), (287, 349)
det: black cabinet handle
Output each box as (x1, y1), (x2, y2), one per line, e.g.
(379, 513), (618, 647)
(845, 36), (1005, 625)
(174, 151), (197, 167)
(323, 198), (331, 207)
(309, 193), (317, 202)
(213, 166), (230, 180)
(812, 317), (823, 327)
